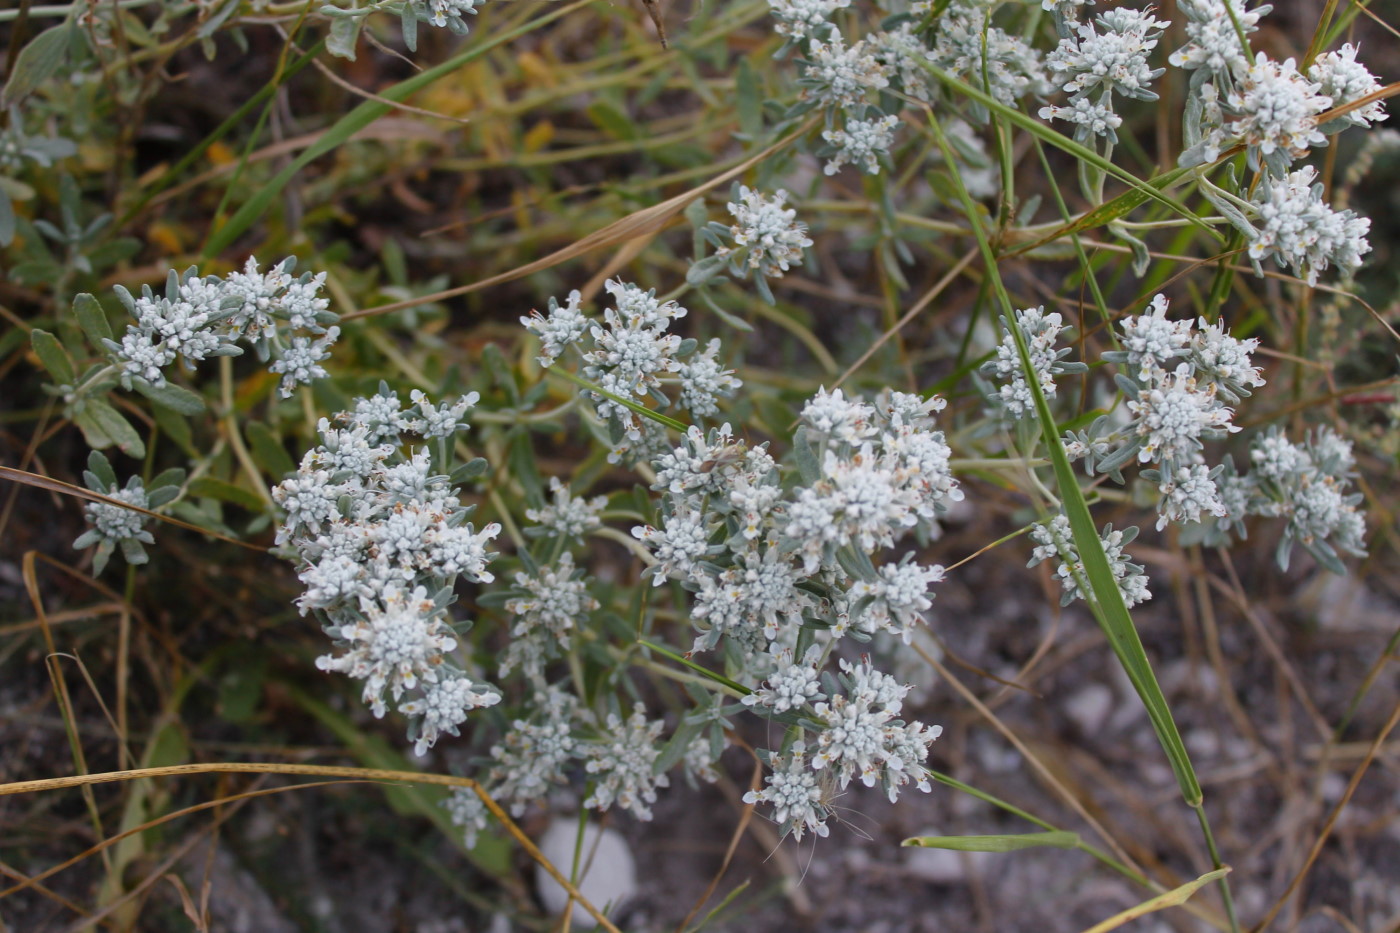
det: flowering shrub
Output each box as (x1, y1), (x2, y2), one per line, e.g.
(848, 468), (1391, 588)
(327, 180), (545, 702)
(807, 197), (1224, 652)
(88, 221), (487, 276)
(6, 0), (1398, 928)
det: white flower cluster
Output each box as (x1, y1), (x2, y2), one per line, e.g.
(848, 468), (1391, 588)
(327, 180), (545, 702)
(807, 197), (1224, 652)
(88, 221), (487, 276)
(519, 290), (587, 367)
(927, 3), (1049, 108)
(407, 0), (481, 33)
(272, 386), (500, 755)
(484, 688), (581, 817)
(1041, 8), (1168, 144)
(743, 646), (823, 713)
(768, 0), (849, 41)
(744, 658), (941, 839)
(72, 451), (186, 576)
(799, 34), (890, 110)
(633, 387), (956, 837)
(742, 742), (831, 841)
(1202, 428), (1367, 573)
(1169, 0), (1269, 82)
(1219, 54), (1331, 167)
(499, 553), (599, 682)
(821, 113), (900, 175)
(872, 23), (936, 103)
(1166, 0), (1383, 282)
(523, 280), (741, 463)
(106, 257), (340, 398)
(1087, 295), (1262, 531)
(723, 186), (814, 280)
(524, 477), (607, 542)
(1028, 515), (1152, 608)
(983, 306), (1088, 420)
(1309, 44), (1388, 129)
(1245, 166), (1372, 286)
(583, 706), (671, 821)
(1172, 0), (1385, 179)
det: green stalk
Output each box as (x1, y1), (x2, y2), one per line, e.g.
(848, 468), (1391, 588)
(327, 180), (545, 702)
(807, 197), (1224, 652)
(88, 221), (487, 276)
(925, 111), (1241, 933)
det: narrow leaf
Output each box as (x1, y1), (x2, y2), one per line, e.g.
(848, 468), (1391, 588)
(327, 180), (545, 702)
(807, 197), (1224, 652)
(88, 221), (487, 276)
(30, 329), (75, 385)
(1, 22), (75, 110)
(72, 294), (114, 345)
(903, 831), (1080, 852)
(133, 379), (207, 415)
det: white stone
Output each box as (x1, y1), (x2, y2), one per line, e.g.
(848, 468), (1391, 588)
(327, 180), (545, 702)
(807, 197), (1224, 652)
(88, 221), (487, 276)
(535, 818), (638, 928)
(1066, 683), (1114, 736)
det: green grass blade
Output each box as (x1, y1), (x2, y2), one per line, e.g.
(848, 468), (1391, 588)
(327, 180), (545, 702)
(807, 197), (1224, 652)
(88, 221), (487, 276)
(916, 63), (1217, 243)
(550, 367), (690, 433)
(925, 111), (1198, 805)
(903, 831), (1080, 852)
(639, 638), (749, 695)
(1011, 164), (1196, 255)
(925, 110), (1238, 931)
(202, 0), (595, 258)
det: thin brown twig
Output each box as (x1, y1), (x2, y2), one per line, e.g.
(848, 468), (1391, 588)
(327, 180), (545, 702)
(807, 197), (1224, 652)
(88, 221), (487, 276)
(674, 755), (763, 933)
(832, 248), (979, 390)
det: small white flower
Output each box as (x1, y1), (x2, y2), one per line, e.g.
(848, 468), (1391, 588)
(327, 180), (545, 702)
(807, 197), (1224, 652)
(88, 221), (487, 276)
(1169, 0), (1269, 78)
(768, 0), (849, 41)
(270, 326), (340, 398)
(801, 34), (890, 109)
(489, 691), (579, 816)
(401, 674), (500, 756)
(316, 584), (458, 718)
(502, 553), (598, 676)
(410, 388), (478, 437)
(1191, 316), (1265, 400)
(1155, 462), (1227, 530)
(929, 7), (1048, 105)
(526, 477), (607, 541)
(1308, 43), (1387, 128)
(1029, 515), (1151, 608)
(411, 0), (482, 31)
(744, 647), (824, 713)
(822, 114), (900, 175)
(725, 187), (813, 279)
(1128, 363), (1238, 467)
(520, 290), (587, 367)
(677, 338), (741, 417)
(78, 484), (153, 551)
(583, 706), (670, 821)
(802, 386), (877, 444)
(1039, 96), (1124, 141)
(743, 742), (831, 841)
(443, 787), (490, 849)
(1226, 53), (1332, 162)
(1247, 165), (1371, 286)
(1046, 8), (1168, 101)
(985, 306), (1082, 419)
(633, 500), (715, 585)
(1117, 294), (1193, 381)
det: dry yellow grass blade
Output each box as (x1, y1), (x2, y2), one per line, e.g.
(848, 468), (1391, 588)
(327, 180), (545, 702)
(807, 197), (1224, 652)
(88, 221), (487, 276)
(341, 119), (819, 321)
(1079, 869), (1230, 933)
(0, 762), (624, 933)
(0, 780), (351, 899)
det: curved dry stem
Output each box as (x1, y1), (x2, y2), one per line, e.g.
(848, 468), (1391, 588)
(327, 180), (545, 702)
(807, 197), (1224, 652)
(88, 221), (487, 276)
(0, 761), (624, 932)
